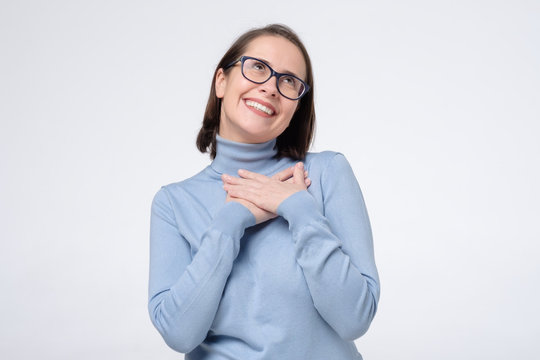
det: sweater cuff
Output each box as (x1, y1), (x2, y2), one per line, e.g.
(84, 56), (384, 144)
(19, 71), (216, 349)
(277, 190), (322, 229)
(211, 201), (256, 240)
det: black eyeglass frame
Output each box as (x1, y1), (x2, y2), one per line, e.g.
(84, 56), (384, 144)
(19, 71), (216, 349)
(224, 56), (310, 101)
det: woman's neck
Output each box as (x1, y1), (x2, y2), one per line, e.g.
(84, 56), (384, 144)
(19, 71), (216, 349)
(210, 134), (279, 175)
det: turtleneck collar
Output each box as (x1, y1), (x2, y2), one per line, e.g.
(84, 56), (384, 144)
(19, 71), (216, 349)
(210, 134), (280, 176)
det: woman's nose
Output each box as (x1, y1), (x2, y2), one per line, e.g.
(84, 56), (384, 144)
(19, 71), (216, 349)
(258, 76), (279, 97)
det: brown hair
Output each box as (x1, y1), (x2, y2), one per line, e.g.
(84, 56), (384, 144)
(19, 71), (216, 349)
(196, 24), (315, 160)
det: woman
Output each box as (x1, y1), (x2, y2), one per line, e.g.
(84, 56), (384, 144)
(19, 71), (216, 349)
(148, 24), (380, 359)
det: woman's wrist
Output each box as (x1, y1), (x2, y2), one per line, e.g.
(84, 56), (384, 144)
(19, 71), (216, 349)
(213, 201), (256, 236)
(277, 190), (320, 229)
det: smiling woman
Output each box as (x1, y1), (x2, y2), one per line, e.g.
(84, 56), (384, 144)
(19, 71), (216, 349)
(214, 35), (305, 144)
(148, 24), (380, 360)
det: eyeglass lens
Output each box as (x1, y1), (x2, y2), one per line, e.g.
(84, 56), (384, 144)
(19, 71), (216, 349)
(242, 58), (306, 99)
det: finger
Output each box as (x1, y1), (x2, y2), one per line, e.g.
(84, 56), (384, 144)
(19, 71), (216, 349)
(223, 184), (261, 204)
(221, 174), (234, 183)
(271, 167), (308, 182)
(305, 178), (311, 187)
(285, 164), (307, 184)
(238, 169), (269, 182)
(222, 173), (252, 186)
(293, 162), (304, 184)
(271, 166), (295, 181)
(285, 175), (309, 184)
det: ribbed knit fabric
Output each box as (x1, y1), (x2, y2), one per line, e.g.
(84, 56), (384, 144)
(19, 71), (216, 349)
(148, 135), (380, 359)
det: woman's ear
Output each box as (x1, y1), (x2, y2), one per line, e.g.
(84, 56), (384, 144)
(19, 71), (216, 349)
(215, 68), (226, 98)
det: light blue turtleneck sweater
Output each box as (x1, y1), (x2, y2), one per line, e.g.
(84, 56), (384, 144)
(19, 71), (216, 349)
(148, 135), (380, 359)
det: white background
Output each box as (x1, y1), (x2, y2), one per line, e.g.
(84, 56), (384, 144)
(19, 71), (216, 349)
(1, 1), (539, 359)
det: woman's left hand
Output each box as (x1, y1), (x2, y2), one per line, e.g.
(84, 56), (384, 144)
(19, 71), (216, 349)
(222, 162), (308, 213)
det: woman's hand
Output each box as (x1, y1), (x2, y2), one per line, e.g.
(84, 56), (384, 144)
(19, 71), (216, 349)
(224, 192), (276, 225)
(222, 162), (309, 223)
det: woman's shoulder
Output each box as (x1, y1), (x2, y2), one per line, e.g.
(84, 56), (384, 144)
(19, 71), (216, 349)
(303, 150), (358, 184)
(305, 149), (340, 162)
(304, 150), (350, 171)
(152, 166), (214, 201)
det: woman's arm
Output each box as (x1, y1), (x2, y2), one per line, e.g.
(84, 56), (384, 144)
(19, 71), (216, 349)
(148, 187), (255, 353)
(276, 153), (380, 340)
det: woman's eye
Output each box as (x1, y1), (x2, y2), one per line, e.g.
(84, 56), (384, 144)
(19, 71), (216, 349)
(252, 62), (266, 71)
(281, 76), (297, 87)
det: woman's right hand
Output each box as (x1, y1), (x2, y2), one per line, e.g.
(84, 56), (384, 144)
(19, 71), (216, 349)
(222, 164), (311, 224)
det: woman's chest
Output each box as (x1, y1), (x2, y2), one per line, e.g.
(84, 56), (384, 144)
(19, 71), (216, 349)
(212, 218), (315, 333)
(231, 218), (303, 295)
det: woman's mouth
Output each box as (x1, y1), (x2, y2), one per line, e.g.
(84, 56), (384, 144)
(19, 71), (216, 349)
(245, 99), (275, 116)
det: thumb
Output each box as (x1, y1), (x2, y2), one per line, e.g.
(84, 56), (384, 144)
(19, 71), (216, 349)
(293, 162), (304, 184)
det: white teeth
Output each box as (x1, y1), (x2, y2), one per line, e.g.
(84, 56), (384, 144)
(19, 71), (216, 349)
(246, 100), (274, 115)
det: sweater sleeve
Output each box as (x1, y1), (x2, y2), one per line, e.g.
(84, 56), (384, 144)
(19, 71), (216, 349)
(276, 153), (380, 341)
(148, 187), (255, 353)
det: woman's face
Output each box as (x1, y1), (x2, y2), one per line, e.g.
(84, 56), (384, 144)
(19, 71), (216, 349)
(215, 35), (307, 144)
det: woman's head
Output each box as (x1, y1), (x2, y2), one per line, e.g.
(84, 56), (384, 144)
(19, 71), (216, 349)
(196, 24), (315, 160)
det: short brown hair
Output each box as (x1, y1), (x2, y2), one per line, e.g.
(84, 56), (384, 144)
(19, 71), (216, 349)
(196, 24), (315, 160)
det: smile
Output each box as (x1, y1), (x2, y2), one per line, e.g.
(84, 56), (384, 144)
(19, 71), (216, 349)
(245, 100), (275, 116)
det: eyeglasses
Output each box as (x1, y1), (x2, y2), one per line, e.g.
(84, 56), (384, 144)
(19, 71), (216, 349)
(224, 56), (310, 100)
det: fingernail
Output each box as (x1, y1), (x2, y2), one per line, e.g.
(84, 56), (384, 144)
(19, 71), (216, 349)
(297, 162), (304, 169)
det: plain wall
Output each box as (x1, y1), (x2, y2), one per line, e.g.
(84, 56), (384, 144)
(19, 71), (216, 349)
(1, 1), (539, 359)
